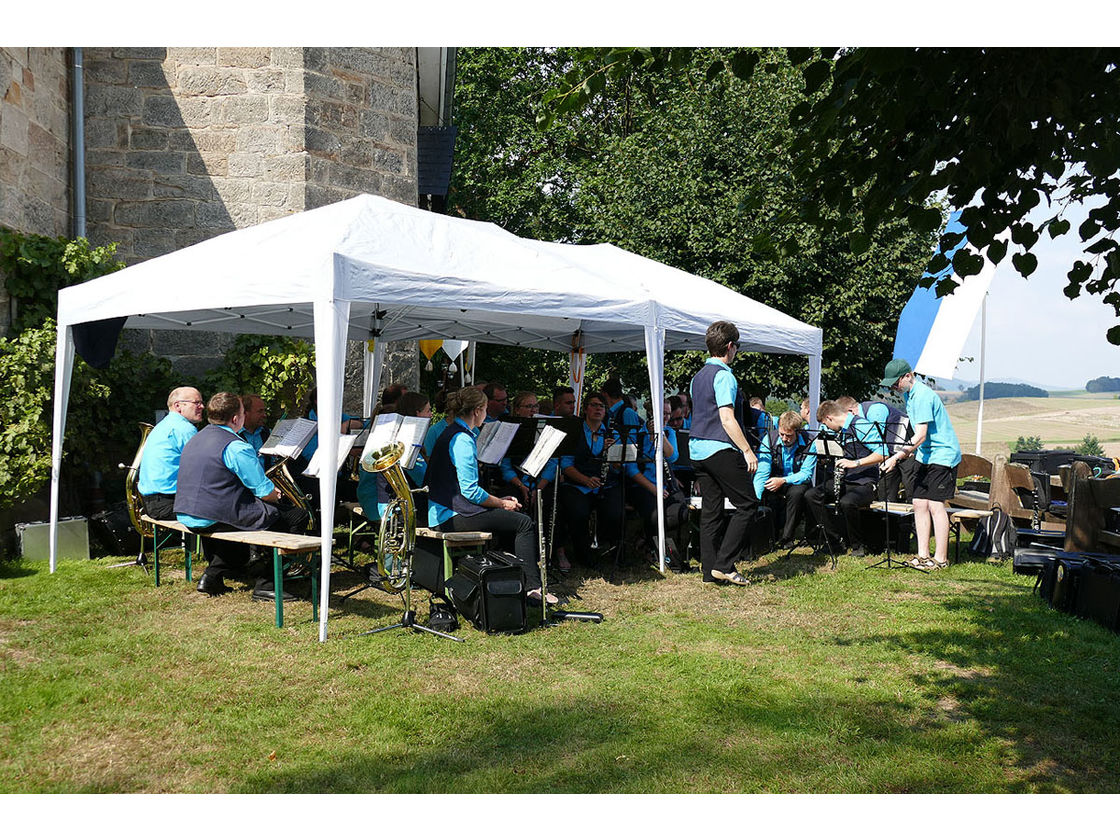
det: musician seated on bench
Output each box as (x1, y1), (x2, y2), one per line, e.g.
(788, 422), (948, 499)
(754, 410), (816, 549)
(137, 386), (205, 520)
(175, 392), (309, 599)
(804, 400), (888, 557)
(356, 391), (431, 529)
(427, 387), (556, 605)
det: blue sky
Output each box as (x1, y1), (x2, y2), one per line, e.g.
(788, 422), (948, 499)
(951, 199), (1120, 390)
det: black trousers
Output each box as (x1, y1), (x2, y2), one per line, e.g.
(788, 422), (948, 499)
(760, 482), (811, 542)
(804, 481), (876, 549)
(878, 456), (918, 502)
(692, 448), (760, 578)
(141, 493), (176, 520)
(197, 504), (309, 580)
(558, 483), (624, 567)
(439, 508), (541, 590)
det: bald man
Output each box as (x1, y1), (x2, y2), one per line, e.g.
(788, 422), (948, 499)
(137, 386), (205, 520)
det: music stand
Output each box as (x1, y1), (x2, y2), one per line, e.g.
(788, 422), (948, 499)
(784, 428), (840, 568)
(857, 419), (922, 572)
(519, 422), (603, 626)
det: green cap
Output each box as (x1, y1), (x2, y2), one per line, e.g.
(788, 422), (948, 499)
(880, 358), (912, 388)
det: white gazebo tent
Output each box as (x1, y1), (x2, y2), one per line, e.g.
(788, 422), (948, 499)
(50, 194), (822, 641)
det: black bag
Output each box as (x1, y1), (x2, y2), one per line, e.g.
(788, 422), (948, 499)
(427, 594), (459, 633)
(1072, 558), (1120, 631)
(88, 502), (141, 557)
(445, 551), (528, 634)
(1013, 543), (1060, 577)
(968, 505), (1015, 559)
(1050, 554), (1087, 613)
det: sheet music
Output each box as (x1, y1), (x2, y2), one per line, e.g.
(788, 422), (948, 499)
(606, 442), (639, 464)
(358, 413), (430, 470)
(477, 420), (520, 465)
(813, 437), (845, 458)
(360, 413), (403, 459)
(259, 417), (317, 459)
(301, 434), (358, 477)
(519, 425), (566, 478)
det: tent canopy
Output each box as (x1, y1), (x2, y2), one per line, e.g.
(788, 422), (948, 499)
(50, 193), (823, 642)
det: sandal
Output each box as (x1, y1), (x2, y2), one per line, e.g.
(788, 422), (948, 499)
(907, 557), (949, 570)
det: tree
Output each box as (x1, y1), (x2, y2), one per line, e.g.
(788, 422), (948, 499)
(540, 48), (1120, 344)
(1075, 434), (1104, 457)
(452, 48), (935, 402)
(1011, 435), (1044, 452)
(1086, 375), (1120, 393)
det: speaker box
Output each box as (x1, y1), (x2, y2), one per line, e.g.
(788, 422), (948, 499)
(445, 551), (527, 634)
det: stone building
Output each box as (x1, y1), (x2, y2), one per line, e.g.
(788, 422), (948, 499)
(0, 46), (457, 394)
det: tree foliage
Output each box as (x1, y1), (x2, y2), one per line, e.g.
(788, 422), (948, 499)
(1011, 435), (1044, 453)
(201, 334), (317, 424)
(453, 48), (935, 402)
(540, 47), (1120, 345)
(961, 382), (1049, 401)
(1086, 375), (1120, 392)
(1075, 434), (1104, 457)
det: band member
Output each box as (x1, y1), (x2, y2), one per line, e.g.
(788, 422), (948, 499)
(667, 396), (686, 430)
(380, 382), (408, 413)
(754, 410), (817, 548)
(804, 400), (889, 557)
(558, 393), (625, 568)
(601, 378), (641, 487)
(676, 390), (693, 430)
(357, 391), (430, 526)
(483, 382), (509, 421)
(552, 386), (577, 418)
(428, 388), (555, 604)
(500, 391), (556, 507)
(800, 398), (812, 425)
(880, 359), (962, 570)
(631, 400), (694, 571)
(835, 395), (916, 502)
(137, 386), (204, 520)
(688, 320), (760, 586)
(175, 393), (309, 599)
(239, 393), (270, 467)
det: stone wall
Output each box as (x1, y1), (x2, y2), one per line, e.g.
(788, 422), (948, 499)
(0, 48), (72, 335)
(81, 47), (420, 396)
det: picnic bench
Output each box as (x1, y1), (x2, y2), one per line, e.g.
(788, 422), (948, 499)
(141, 514), (326, 628)
(1064, 462), (1120, 555)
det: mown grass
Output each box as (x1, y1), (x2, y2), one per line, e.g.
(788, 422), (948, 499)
(2, 539), (1118, 794)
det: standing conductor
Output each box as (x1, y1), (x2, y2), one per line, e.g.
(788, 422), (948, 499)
(688, 321), (760, 586)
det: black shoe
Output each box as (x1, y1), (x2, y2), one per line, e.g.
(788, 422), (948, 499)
(252, 579), (298, 602)
(196, 573), (231, 597)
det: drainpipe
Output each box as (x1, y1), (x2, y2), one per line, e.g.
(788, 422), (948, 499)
(71, 47), (86, 239)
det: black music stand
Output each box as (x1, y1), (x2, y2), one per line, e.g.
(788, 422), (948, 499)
(784, 428), (840, 568)
(857, 419), (923, 573)
(519, 422), (603, 626)
(601, 427), (641, 580)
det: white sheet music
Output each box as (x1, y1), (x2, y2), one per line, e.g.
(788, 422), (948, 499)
(813, 438), (845, 458)
(476, 420), (520, 465)
(359, 413), (430, 470)
(520, 425), (566, 478)
(258, 417), (317, 459)
(606, 443), (639, 464)
(302, 434), (358, 477)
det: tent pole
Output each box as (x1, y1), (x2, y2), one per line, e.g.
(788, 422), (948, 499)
(974, 295), (986, 455)
(48, 324), (76, 573)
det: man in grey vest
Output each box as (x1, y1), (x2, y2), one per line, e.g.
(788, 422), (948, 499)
(688, 320), (759, 586)
(175, 392), (308, 598)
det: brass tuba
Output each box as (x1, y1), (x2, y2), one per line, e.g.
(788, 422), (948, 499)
(265, 457), (316, 533)
(359, 441), (415, 592)
(121, 422), (155, 539)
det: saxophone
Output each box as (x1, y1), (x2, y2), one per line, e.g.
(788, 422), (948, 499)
(121, 422), (155, 539)
(359, 441), (415, 592)
(265, 457), (316, 533)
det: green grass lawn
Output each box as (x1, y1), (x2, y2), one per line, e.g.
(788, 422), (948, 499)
(2, 542), (1118, 794)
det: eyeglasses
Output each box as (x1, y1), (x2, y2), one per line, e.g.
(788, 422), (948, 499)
(176, 400), (205, 406)
(587, 402), (606, 410)
(729, 340), (740, 349)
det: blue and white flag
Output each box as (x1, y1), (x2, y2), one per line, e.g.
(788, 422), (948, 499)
(892, 210), (997, 380)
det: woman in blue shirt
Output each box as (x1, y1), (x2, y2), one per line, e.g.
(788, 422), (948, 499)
(427, 387), (553, 604)
(357, 391), (430, 528)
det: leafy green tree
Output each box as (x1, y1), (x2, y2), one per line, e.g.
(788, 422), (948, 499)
(201, 334), (316, 424)
(1075, 434), (1104, 457)
(453, 48), (934, 403)
(540, 47), (1120, 344)
(1011, 435), (1044, 453)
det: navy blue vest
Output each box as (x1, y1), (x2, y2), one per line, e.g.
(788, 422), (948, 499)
(174, 425), (277, 529)
(839, 420), (878, 486)
(689, 362), (747, 446)
(765, 428), (809, 478)
(570, 421), (609, 491)
(427, 422), (487, 517)
(861, 400), (912, 454)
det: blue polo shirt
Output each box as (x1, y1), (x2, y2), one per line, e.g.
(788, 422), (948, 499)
(240, 425), (267, 467)
(137, 411), (198, 496)
(689, 358), (739, 462)
(754, 432), (817, 498)
(638, 426), (678, 485)
(429, 419), (489, 527)
(176, 425), (275, 529)
(904, 380), (962, 467)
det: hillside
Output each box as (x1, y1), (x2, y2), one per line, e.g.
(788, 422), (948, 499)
(946, 395), (1120, 460)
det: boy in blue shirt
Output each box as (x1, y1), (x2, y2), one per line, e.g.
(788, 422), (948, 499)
(880, 359), (962, 570)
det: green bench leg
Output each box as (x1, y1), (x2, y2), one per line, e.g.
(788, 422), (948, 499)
(153, 525), (162, 587)
(273, 547), (284, 628)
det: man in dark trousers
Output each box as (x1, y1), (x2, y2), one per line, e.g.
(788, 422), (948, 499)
(688, 320), (759, 586)
(175, 392), (308, 599)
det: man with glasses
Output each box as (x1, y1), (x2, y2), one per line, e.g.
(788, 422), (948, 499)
(483, 382), (509, 422)
(688, 321), (760, 586)
(137, 386), (205, 520)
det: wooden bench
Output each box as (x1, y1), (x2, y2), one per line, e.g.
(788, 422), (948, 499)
(1064, 463), (1120, 555)
(413, 528), (492, 596)
(141, 515), (327, 628)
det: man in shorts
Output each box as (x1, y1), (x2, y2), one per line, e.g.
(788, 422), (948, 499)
(879, 359), (962, 570)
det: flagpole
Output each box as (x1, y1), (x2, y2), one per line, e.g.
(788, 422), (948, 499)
(974, 294), (986, 455)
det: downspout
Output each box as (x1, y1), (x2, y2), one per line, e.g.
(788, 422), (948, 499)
(71, 48), (86, 239)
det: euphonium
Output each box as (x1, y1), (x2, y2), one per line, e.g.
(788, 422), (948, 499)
(120, 422), (155, 539)
(359, 441), (415, 592)
(265, 457), (316, 532)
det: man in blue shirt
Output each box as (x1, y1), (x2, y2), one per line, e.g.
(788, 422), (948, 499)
(239, 393), (270, 468)
(880, 359), (962, 570)
(836, 395), (916, 503)
(137, 386), (205, 520)
(175, 392), (309, 598)
(755, 411), (817, 548)
(804, 400), (889, 557)
(688, 321), (760, 586)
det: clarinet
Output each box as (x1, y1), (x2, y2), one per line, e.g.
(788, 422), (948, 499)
(589, 426), (605, 549)
(833, 432), (847, 500)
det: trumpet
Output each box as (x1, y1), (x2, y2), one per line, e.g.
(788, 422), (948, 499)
(266, 457), (316, 533)
(120, 422), (155, 539)
(359, 441), (415, 592)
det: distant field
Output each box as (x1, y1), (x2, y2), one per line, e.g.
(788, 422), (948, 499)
(943, 394), (1120, 460)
